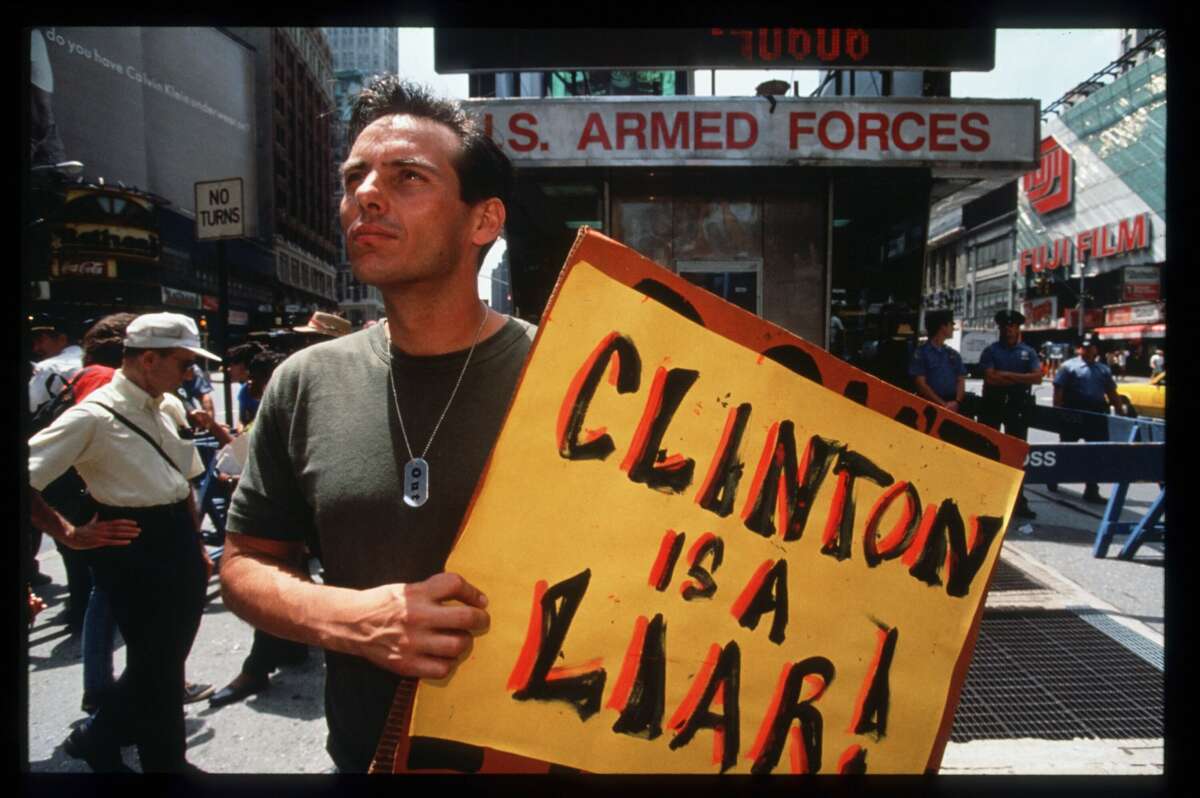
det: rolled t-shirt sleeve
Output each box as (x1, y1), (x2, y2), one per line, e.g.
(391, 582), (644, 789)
(225, 365), (316, 544)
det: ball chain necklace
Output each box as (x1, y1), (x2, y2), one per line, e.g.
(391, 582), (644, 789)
(387, 302), (490, 508)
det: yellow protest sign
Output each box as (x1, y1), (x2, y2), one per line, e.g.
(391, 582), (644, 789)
(403, 230), (1024, 774)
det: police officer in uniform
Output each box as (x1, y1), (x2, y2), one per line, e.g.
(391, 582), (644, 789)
(979, 310), (1042, 519)
(908, 309), (966, 412)
(1053, 332), (1121, 504)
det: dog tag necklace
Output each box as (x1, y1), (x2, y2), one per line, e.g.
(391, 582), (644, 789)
(388, 303), (490, 508)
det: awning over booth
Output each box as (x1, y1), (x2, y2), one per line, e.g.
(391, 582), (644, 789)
(1095, 323), (1166, 341)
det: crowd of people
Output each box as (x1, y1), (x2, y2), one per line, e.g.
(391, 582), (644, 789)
(24, 75), (1163, 776)
(905, 307), (1140, 513)
(25, 308), (351, 772)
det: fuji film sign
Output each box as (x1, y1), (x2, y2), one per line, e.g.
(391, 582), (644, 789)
(1022, 136), (1073, 216)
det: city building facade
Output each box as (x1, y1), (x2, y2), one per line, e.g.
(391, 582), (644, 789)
(438, 29), (1035, 375)
(323, 27), (398, 78)
(26, 26), (340, 348)
(923, 30), (1166, 374)
(229, 26), (339, 324)
(323, 28), (394, 325)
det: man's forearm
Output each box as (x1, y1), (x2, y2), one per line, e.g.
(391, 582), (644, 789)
(29, 489), (70, 545)
(986, 370), (1042, 387)
(220, 537), (375, 657)
(912, 377), (943, 405)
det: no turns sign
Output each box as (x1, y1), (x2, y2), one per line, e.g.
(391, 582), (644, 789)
(195, 177), (245, 241)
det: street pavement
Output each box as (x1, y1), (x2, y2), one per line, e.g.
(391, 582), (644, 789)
(23, 374), (1165, 775)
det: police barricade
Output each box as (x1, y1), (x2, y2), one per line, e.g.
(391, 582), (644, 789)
(1022, 404), (1165, 559)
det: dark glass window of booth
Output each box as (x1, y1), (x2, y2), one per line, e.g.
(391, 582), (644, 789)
(830, 168), (931, 388)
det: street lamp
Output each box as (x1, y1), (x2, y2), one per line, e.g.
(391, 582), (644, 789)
(30, 160), (83, 175)
(1069, 263), (1100, 337)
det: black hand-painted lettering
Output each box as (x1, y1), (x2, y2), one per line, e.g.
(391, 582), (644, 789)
(852, 625), (898, 739)
(750, 656), (835, 774)
(611, 614), (667, 740)
(744, 427), (842, 540)
(863, 482), (922, 567)
(627, 369), (699, 493)
(697, 403), (753, 518)
(652, 532), (686, 592)
(512, 569), (607, 720)
(559, 334), (641, 461)
(839, 744), (868, 774)
(947, 515), (1004, 597)
(908, 502), (1002, 595)
(682, 536), (724, 601)
(820, 450), (894, 561)
(734, 559), (789, 644)
(669, 641), (741, 774)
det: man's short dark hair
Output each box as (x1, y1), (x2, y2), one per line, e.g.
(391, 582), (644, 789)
(248, 350), (288, 385)
(924, 310), (954, 337)
(347, 76), (514, 267)
(83, 312), (137, 367)
(227, 341), (266, 367)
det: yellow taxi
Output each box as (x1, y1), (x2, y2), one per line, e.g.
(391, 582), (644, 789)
(1115, 372), (1166, 419)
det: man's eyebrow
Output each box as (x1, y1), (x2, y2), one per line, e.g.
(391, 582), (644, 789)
(339, 156), (438, 177)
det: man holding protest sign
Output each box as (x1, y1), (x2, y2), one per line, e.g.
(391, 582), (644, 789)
(218, 77), (535, 772)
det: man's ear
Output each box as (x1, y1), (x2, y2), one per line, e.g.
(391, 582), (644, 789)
(470, 197), (506, 248)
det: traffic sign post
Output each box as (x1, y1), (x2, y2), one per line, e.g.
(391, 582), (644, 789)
(195, 178), (245, 428)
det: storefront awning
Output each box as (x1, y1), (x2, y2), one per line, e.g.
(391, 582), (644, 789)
(1095, 323), (1166, 341)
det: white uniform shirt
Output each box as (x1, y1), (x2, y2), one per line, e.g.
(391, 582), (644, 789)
(29, 369), (203, 507)
(29, 344), (83, 413)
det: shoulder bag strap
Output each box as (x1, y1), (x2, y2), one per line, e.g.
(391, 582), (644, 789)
(92, 402), (185, 476)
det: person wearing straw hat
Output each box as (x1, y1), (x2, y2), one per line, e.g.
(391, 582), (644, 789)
(293, 310), (353, 338)
(27, 312), (220, 772)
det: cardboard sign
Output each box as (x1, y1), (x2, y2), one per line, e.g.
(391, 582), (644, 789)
(406, 229), (1025, 774)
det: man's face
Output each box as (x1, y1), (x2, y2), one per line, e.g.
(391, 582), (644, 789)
(1080, 343), (1098, 363)
(1001, 322), (1021, 346)
(32, 331), (67, 360)
(339, 114), (486, 290)
(228, 362), (250, 383)
(940, 319), (955, 339)
(143, 348), (196, 397)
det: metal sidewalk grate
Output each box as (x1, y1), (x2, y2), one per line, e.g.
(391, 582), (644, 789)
(987, 558), (1047, 592)
(950, 609), (1163, 742)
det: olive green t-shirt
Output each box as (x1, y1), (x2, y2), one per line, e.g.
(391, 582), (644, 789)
(227, 316), (535, 771)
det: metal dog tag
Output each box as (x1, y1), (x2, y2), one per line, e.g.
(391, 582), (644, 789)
(403, 457), (429, 508)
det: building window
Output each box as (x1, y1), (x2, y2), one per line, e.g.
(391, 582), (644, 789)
(972, 236), (1013, 272)
(548, 70), (680, 97)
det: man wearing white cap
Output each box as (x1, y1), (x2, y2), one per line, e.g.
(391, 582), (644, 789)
(27, 311), (220, 772)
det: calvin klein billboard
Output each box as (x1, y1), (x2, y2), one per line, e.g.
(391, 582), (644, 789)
(31, 27), (258, 236)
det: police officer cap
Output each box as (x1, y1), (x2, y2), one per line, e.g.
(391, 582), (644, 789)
(29, 313), (78, 338)
(1079, 332), (1099, 348)
(994, 310), (1026, 326)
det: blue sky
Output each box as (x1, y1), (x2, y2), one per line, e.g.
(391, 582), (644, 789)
(399, 28), (1126, 111)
